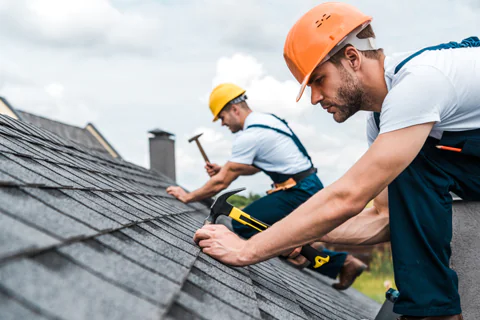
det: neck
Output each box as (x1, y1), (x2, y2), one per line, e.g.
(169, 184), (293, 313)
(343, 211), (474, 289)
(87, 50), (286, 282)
(240, 109), (253, 129)
(360, 53), (388, 113)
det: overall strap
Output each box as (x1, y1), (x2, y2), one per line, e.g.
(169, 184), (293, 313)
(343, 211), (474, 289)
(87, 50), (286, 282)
(394, 36), (480, 74)
(373, 112), (381, 131)
(246, 114), (314, 167)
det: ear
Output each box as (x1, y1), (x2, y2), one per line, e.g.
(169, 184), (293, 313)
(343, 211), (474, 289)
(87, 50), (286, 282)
(344, 46), (361, 71)
(231, 104), (240, 115)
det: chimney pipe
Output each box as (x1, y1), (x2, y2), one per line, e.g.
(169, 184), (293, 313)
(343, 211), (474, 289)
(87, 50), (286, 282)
(148, 128), (176, 181)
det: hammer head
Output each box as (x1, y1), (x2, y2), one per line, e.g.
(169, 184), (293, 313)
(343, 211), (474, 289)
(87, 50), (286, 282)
(188, 133), (203, 143)
(205, 187), (246, 224)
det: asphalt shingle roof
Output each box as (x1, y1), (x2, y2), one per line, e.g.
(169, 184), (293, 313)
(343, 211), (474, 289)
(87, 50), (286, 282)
(0, 114), (380, 320)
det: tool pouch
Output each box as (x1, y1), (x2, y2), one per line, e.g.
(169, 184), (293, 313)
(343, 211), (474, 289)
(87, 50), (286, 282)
(266, 178), (297, 194)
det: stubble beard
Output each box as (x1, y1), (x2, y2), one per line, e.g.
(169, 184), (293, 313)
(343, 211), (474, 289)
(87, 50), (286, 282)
(332, 65), (369, 123)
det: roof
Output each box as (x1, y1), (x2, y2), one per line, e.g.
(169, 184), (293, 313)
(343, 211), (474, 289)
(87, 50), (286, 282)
(0, 114), (380, 320)
(0, 97), (121, 159)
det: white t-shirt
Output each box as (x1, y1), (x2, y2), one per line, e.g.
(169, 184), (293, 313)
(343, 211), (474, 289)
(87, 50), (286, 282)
(367, 46), (480, 145)
(230, 112), (311, 174)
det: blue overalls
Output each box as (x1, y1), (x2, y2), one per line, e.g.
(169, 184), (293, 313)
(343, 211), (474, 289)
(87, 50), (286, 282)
(231, 114), (348, 279)
(374, 37), (480, 317)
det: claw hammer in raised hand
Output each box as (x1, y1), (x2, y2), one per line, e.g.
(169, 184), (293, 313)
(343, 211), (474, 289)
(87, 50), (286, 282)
(205, 188), (330, 269)
(188, 133), (210, 163)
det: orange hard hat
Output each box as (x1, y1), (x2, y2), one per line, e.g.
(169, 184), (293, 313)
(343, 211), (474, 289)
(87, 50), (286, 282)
(284, 2), (373, 101)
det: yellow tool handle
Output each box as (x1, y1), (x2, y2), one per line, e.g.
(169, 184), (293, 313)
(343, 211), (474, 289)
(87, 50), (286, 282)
(229, 207), (269, 232)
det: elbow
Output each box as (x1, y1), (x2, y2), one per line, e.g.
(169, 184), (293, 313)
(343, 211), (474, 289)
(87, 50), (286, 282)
(333, 186), (369, 221)
(212, 179), (228, 193)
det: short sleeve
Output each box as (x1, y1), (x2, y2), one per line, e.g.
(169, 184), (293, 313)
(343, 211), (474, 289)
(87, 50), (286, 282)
(379, 66), (457, 135)
(230, 131), (258, 165)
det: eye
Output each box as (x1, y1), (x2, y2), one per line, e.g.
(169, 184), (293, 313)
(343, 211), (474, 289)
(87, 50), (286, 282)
(314, 76), (324, 84)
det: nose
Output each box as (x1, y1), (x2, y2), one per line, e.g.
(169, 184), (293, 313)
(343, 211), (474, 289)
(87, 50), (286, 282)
(310, 87), (324, 106)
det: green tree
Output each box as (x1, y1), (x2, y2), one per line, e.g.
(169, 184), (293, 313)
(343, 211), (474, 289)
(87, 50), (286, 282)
(228, 192), (262, 209)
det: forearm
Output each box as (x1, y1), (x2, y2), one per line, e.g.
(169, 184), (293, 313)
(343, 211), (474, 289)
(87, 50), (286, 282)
(320, 206), (390, 245)
(187, 177), (228, 203)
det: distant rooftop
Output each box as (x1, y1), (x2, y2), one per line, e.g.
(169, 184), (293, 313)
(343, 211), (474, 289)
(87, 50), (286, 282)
(0, 97), (121, 159)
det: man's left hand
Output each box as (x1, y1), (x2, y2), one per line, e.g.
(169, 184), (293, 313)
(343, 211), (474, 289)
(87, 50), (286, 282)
(194, 224), (252, 266)
(166, 186), (190, 203)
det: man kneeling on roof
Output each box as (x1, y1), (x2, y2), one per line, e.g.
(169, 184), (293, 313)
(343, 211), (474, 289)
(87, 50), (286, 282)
(167, 83), (367, 290)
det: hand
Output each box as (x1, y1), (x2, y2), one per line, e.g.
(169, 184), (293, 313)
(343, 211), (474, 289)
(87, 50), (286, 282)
(205, 162), (221, 177)
(166, 186), (190, 203)
(194, 224), (253, 266)
(282, 242), (325, 269)
(283, 247), (310, 269)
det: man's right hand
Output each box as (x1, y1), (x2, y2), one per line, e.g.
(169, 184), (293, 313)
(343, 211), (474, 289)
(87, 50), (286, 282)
(205, 162), (221, 177)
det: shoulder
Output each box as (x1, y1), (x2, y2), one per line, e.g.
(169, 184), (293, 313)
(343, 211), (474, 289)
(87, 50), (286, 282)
(232, 130), (258, 150)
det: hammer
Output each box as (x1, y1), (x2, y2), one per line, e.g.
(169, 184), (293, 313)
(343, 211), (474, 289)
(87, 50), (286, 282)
(188, 133), (210, 163)
(206, 188), (330, 269)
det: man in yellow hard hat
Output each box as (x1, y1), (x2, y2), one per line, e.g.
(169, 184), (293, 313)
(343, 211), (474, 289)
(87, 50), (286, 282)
(167, 82), (373, 290)
(193, 2), (480, 319)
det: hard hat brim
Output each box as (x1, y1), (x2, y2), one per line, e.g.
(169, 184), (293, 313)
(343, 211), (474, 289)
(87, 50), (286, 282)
(296, 74), (310, 102)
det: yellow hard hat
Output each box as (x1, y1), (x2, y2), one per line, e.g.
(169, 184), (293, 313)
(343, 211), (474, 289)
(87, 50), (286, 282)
(209, 83), (246, 122)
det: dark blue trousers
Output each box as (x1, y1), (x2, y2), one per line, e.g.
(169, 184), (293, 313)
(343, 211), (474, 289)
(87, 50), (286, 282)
(389, 130), (480, 316)
(232, 174), (348, 279)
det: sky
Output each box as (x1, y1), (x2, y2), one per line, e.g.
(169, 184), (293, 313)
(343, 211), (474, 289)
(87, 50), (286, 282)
(0, 0), (478, 195)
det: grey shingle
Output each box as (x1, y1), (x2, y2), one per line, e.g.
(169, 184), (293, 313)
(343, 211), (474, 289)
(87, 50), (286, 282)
(0, 169), (21, 185)
(92, 191), (152, 219)
(95, 232), (189, 282)
(172, 288), (257, 320)
(0, 188), (96, 240)
(0, 253), (163, 320)
(0, 211), (59, 259)
(61, 190), (134, 224)
(23, 188), (121, 231)
(0, 134), (42, 158)
(57, 164), (114, 190)
(192, 258), (255, 298)
(186, 266), (262, 318)
(35, 159), (92, 188)
(0, 154), (57, 186)
(252, 285), (307, 319)
(0, 290), (52, 320)
(109, 193), (156, 217)
(139, 222), (199, 255)
(121, 226), (197, 268)
(3, 154), (72, 187)
(58, 240), (180, 306)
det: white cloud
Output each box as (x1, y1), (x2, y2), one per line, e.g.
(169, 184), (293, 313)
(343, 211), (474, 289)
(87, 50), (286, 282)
(0, 0), (160, 53)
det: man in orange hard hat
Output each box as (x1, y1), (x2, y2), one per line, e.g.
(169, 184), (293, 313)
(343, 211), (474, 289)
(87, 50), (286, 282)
(194, 2), (480, 319)
(167, 83), (374, 290)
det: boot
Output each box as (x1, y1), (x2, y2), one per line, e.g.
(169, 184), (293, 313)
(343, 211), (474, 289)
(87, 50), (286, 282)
(332, 254), (367, 290)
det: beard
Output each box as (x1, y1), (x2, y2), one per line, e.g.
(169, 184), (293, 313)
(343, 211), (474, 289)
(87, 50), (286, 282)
(327, 65), (368, 123)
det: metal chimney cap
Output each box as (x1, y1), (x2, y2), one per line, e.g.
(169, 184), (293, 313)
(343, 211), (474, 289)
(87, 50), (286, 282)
(148, 128), (175, 138)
